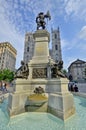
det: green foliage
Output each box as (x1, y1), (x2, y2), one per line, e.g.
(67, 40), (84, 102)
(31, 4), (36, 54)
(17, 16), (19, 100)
(0, 69), (14, 82)
(62, 69), (68, 75)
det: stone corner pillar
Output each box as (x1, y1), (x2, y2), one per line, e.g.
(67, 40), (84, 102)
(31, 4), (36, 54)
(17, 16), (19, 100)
(47, 78), (76, 121)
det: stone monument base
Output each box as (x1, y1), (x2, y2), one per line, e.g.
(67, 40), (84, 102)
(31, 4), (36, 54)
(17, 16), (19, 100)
(8, 78), (75, 120)
(8, 29), (75, 120)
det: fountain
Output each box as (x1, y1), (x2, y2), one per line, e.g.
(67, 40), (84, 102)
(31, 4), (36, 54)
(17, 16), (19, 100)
(8, 11), (75, 121)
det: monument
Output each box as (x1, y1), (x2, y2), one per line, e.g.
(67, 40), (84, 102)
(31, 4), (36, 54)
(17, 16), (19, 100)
(8, 11), (75, 120)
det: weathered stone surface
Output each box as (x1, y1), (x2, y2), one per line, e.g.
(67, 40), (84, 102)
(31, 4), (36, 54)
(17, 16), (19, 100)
(48, 93), (75, 120)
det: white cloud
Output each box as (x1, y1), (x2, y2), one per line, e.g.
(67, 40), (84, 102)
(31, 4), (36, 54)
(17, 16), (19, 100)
(1, 0), (86, 33)
(0, 0), (86, 70)
(78, 26), (86, 40)
(61, 39), (69, 49)
(0, 11), (24, 69)
(64, 0), (86, 21)
(63, 57), (77, 69)
(65, 0), (80, 15)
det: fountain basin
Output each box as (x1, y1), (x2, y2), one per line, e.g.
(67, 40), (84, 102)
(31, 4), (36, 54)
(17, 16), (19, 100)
(0, 95), (86, 130)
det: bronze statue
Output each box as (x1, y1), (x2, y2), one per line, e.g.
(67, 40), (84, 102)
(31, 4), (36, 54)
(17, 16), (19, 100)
(36, 11), (51, 30)
(57, 60), (63, 70)
(51, 61), (65, 78)
(14, 61), (29, 79)
(34, 86), (45, 94)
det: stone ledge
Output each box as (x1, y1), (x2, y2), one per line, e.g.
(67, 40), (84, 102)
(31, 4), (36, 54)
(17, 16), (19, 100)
(72, 92), (86, 98)
(48, 106), (75, 121)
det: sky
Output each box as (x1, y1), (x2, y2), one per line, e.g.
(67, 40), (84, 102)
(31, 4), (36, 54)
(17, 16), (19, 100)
(0, 0), (86, 70)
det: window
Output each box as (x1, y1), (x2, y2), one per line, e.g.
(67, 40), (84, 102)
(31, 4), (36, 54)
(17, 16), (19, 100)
(28, 36), (30, 41)
(27, 55), (29, 61)
(55, 45), (58, 50)
(27, 47), (29, 52)
(55, 34), (57, 39)
(55, 54), (58, 63)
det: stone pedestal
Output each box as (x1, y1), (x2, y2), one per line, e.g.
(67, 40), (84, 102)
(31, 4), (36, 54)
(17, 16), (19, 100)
(31, 30), (50, 63)
(47, 78), (75, 120)
(28, 29), (54, 80)
(8, 29), (75, 120)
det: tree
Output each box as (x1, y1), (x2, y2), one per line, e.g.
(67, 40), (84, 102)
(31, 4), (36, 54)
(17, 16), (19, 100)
(62, 69), (68, 77)
(0, 70), (3, 81)
(0, 69), (14, 82)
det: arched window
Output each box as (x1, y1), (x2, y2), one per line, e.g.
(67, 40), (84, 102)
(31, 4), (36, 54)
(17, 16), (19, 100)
(55, 54), (58, 62)
(55, 45), (58, 50)
(27, 47), (29, 52)
(28, 36), (30, 41)
(55, 34), (57, 39)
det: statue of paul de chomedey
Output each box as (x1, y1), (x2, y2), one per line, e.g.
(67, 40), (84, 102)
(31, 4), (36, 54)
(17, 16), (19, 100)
(36, 11), (51, 30)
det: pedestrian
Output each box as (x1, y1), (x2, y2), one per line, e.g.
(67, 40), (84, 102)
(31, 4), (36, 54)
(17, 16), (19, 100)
(2, 83), (7, 92)
(74, 85), (78, 92)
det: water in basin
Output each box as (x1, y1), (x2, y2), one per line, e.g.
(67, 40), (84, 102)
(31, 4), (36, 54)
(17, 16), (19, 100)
(0, 96), (86, 130)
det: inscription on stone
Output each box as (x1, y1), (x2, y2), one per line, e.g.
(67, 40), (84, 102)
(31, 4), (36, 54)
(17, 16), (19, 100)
(32, 68), (47, 78)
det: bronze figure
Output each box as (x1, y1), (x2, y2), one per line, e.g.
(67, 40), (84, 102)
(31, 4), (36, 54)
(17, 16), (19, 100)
(14, 61), (29, 79)
(36, 11), (51, 30)
(51, 61), (66, 78)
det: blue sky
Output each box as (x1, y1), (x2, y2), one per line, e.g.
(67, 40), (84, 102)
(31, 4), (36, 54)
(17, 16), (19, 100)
(0, 0), (86, 70)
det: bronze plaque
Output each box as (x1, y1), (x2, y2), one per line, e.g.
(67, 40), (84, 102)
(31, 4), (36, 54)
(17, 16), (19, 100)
(32, 68), (47, 78)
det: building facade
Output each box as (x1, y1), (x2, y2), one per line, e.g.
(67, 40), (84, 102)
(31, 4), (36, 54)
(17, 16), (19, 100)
(51, 27), (62, 62)
(23, 28), (62, 63)
(23, 33), (35, 63)
(0, 42), (17, 71)
(68, 59), (86, 82)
